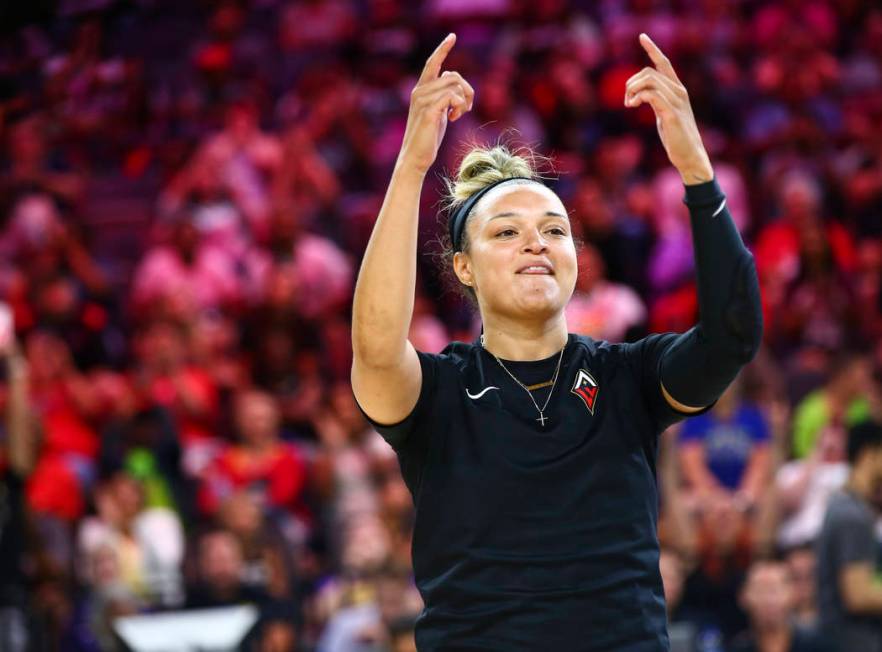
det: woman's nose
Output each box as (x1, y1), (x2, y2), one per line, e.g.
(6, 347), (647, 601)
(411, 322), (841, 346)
(522, 230), (548, 253)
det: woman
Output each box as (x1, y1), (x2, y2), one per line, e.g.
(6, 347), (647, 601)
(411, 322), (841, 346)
(351, 33), (762, 651)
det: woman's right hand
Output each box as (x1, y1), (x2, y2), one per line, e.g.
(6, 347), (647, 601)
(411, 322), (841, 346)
(398, 33), (474, 176)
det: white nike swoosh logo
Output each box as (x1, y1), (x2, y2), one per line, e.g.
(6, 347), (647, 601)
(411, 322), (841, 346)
(466, 386), (499, 400)
(712, 198), (727, 217)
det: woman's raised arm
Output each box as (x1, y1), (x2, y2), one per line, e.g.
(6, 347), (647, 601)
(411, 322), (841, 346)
(351, 34), (473, 424)
(625, 34), (763, 413)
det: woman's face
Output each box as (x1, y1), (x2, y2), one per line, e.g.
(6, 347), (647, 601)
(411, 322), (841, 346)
(454, 184), (577, 321)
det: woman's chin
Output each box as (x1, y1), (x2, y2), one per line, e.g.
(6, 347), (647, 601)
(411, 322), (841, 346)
(481, 279), (572, 319)
(511, 290), (564, 316)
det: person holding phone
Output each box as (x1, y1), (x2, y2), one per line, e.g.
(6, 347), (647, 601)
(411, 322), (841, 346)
(351, 33), (762, 651)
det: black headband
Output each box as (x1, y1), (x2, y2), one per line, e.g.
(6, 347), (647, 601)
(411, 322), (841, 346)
(448, 176), (539, 252)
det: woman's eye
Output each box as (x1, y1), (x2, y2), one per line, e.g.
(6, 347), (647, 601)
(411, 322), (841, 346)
(495, 227), (566, 237)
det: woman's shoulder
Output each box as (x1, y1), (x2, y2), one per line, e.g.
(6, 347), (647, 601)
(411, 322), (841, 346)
(579, 332), (687, 381)
(438, 338), (477, 358)
(569, 331), (661, 360)
(407, 339), (478, 379)
(569, 332), (609, 351)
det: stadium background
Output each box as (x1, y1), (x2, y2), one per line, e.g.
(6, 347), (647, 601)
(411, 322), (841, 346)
(0, 0), (881, 650)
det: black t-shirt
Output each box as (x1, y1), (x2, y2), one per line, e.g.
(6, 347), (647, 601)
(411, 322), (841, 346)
(816, 490), (882, 652)
(355, 332), (712, 651)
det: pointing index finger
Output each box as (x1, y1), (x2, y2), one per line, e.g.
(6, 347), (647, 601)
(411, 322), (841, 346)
(419, 34), (457, 84)
(639, 33), (680, 83)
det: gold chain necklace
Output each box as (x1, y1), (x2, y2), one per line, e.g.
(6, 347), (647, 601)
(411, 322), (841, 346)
(480, 334), (566, 427)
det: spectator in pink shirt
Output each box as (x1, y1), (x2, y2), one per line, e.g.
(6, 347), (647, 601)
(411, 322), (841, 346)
(161, 99), (282, 245)
(253, 209), (354, 321)
(132, 218), (244, 317)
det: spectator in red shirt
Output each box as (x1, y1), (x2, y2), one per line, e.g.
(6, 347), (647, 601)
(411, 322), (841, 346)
(199, 389), (310, 539)
(25, 331), (102, 521)
(133, 320), (220, 476)
(755, 173), (857, 311)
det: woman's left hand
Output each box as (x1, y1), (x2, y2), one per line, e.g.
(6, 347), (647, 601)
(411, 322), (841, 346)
(625, 33), (713, 185)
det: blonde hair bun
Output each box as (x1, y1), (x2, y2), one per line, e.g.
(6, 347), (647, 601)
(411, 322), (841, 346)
(445, 145), (539, 209)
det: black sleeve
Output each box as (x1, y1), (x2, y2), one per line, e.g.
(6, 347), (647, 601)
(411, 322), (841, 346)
(622, 333), (716, 434)
(352, 350), (439, 451)
(658, 177), (763, 409)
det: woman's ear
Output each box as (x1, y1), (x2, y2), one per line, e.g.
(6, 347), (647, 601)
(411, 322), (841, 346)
(453, 251), (473, 287)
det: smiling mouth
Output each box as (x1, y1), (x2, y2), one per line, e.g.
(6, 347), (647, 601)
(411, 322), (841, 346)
(517, 266), (554, 275)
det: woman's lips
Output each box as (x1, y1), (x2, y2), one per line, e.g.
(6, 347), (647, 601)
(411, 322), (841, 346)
(517, 265), (553, 275)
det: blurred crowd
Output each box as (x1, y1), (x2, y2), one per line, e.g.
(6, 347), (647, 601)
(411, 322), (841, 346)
(1, 0), (882, 650)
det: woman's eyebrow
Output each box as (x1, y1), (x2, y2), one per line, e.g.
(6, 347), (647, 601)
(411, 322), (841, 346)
(488, 210), (568, 221)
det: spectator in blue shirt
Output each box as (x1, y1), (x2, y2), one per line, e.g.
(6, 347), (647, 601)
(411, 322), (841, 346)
(679, 379), (772, 516)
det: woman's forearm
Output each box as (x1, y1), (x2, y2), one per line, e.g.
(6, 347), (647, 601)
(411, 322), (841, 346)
(351, 35), (472, 368)
(351, 163), (425, 367)
(622, 35), (762, 408)
(659, 178), (764, 408)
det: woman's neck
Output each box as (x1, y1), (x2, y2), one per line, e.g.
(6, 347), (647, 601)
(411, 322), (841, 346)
(480, 317), (568, 361)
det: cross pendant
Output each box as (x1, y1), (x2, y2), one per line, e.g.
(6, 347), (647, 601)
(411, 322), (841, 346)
(536, 413), (548, 426)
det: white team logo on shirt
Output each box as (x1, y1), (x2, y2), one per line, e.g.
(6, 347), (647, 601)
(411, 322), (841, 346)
(465, 386), (499, 400)
(571, 369), (599, 415)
